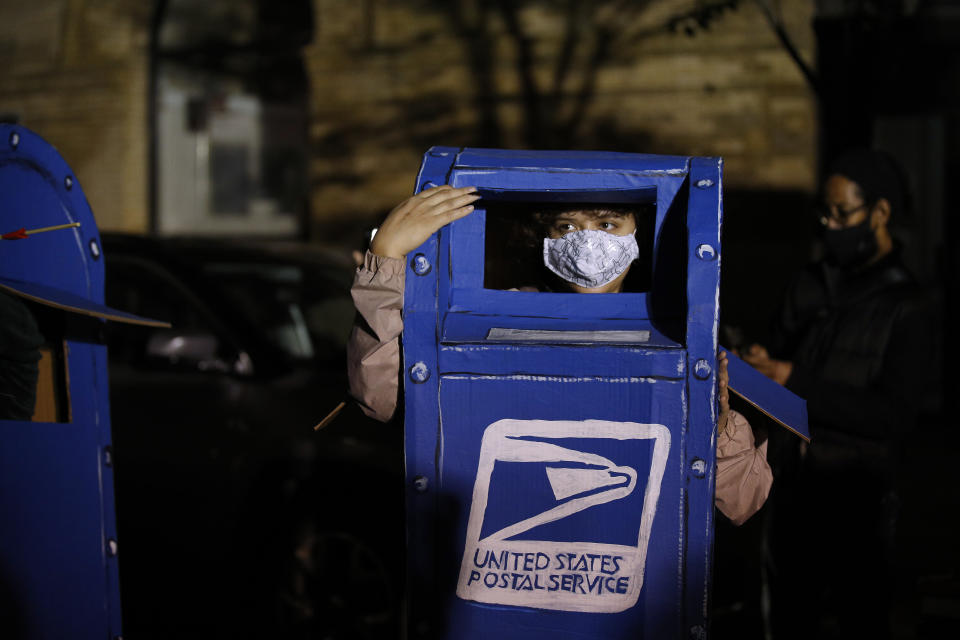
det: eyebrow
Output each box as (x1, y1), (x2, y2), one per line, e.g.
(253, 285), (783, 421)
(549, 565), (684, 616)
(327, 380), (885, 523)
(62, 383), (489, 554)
(552, 210), (627, 221)
(583, 211), (628, 221)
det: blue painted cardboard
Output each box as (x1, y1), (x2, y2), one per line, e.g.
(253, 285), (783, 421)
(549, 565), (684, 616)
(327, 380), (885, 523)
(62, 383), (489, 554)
(0, 125), (124, 640)
(402, 148), (739, 639)
(0, 277), (169, 327)
(724, 349), (810, 441)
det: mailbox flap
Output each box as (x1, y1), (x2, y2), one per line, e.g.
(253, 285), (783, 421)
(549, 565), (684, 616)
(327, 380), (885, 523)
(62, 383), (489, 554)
(443, 309), (681, 348)
(724, 348), (810, 441)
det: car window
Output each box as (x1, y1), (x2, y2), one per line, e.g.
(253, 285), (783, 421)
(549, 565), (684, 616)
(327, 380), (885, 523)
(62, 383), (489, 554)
(105, 256), (229, 367)
(200, 262), (318, 360)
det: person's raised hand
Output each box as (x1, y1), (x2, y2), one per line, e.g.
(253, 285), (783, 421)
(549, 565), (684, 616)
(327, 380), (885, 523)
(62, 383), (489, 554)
(718, 350), (730, 435)
(741, 343), (793, 385)
(370, 185), (480, 259)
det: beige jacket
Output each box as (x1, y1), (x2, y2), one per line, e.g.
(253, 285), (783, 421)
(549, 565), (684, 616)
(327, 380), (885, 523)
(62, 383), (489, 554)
(347, 251), (772, 526)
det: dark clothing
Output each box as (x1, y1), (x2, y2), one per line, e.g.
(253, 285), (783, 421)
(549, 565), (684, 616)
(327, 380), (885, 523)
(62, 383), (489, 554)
(767, 249), (938, 640)
(773, 249), (936, 446)
(0, 291), (43, 421)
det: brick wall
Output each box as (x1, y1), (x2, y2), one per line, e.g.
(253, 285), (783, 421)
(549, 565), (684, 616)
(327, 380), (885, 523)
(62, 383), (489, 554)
(303, 0), (818, 240)
(0, 0), (818, 239)
(0, 0), (151, 233)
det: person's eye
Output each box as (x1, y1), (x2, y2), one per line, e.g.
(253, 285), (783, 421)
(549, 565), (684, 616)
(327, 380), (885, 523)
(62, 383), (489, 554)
(600, 221), (616, 230)
(556, 223), (577, 233)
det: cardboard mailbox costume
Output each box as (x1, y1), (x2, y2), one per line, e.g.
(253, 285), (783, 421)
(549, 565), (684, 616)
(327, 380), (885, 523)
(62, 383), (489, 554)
(0, 125), (166, 640)
(402, 148), (807, 639)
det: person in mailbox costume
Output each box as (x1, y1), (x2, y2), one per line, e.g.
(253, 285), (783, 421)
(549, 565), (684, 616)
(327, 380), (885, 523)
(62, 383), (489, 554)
(743, 149), (940, 638)
(347, 184), (773, 526)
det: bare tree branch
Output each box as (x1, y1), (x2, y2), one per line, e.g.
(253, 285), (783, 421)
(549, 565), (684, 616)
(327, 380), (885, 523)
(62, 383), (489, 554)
(447, 0), (502, 146)
(497, 0), (546, 147)
(754, 0), (820, 95)
(551, 0), (587, 105)
(561, 22), (614, 146)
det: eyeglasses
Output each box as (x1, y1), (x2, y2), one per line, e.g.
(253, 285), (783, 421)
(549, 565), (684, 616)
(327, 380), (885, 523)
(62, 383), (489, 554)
(816, 202), (869, 227)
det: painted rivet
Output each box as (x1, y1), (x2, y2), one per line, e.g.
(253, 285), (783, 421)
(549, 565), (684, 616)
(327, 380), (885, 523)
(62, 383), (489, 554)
(89, 238), (101, 260)
(696, 243), (716, 261)
(413, 475), (429, 493)
(107, 538), (118, 557)
(9, 131), (19, 149)
(690, 458), (707, 479)
(695, 178), (714, 189)
(104, 446), (113, 467)
(422, 181), (437, 190)
(411, 253), (431, 276)
(690, 624), (706, 640)
(64, 175), (74, 190)
(693, 359), (712, 379)
(409, 361), (430, 384)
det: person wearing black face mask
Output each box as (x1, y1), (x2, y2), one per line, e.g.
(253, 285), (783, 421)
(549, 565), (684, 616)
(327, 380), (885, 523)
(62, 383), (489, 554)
(741, 149), (940, 639)
(818, 180), (888, 269)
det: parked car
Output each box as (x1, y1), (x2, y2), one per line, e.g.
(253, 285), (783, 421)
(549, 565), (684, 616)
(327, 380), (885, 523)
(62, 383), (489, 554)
(101, 234), (404, 640)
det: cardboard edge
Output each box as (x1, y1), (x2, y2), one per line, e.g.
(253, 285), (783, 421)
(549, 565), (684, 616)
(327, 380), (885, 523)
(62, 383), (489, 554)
(729, 387), (810, 443)
(0, 281), (172, 328)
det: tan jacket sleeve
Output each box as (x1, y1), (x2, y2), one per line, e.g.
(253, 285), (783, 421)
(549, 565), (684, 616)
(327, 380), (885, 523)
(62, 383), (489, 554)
(714, 410), (773, 525)
(347, 250), (406, 422)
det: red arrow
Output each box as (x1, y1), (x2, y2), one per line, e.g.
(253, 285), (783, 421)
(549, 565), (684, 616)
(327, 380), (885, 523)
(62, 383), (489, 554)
(1, 222), (81, 240)
(2, 228), (28, 240)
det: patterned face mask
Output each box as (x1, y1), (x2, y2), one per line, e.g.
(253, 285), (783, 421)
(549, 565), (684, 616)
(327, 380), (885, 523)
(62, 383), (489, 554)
(542, 229), (639, 289)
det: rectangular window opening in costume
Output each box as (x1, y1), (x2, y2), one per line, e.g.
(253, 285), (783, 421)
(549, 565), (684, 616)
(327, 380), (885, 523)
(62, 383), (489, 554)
(482, 195), (657, 295)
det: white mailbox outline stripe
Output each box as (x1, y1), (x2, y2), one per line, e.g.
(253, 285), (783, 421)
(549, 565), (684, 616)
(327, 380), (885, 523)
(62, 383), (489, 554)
(457, 419), (671, 613)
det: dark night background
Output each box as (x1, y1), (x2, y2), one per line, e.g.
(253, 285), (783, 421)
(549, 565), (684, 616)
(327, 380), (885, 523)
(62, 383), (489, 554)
(1, 1), (958, 638)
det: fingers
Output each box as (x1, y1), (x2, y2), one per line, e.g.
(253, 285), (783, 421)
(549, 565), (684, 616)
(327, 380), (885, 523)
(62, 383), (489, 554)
(717, 374), (730, 435)
(372, 185), (479, 259)
(717, 349), (730, 413)
(418, 184), (475, 203)
(407, 186), (479, 219)
(437, 191), (481, 210)
(436, 192), (481, 218)
(422, 203), (476, 235)
(418, 184), (452, 195)
(413, 185), (452, 204)
(744, 343), (768, 359)
(415, 188), (480, 227)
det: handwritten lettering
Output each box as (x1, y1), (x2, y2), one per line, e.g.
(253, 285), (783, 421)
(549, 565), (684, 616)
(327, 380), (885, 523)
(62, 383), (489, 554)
(465, 547), (631, 597)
